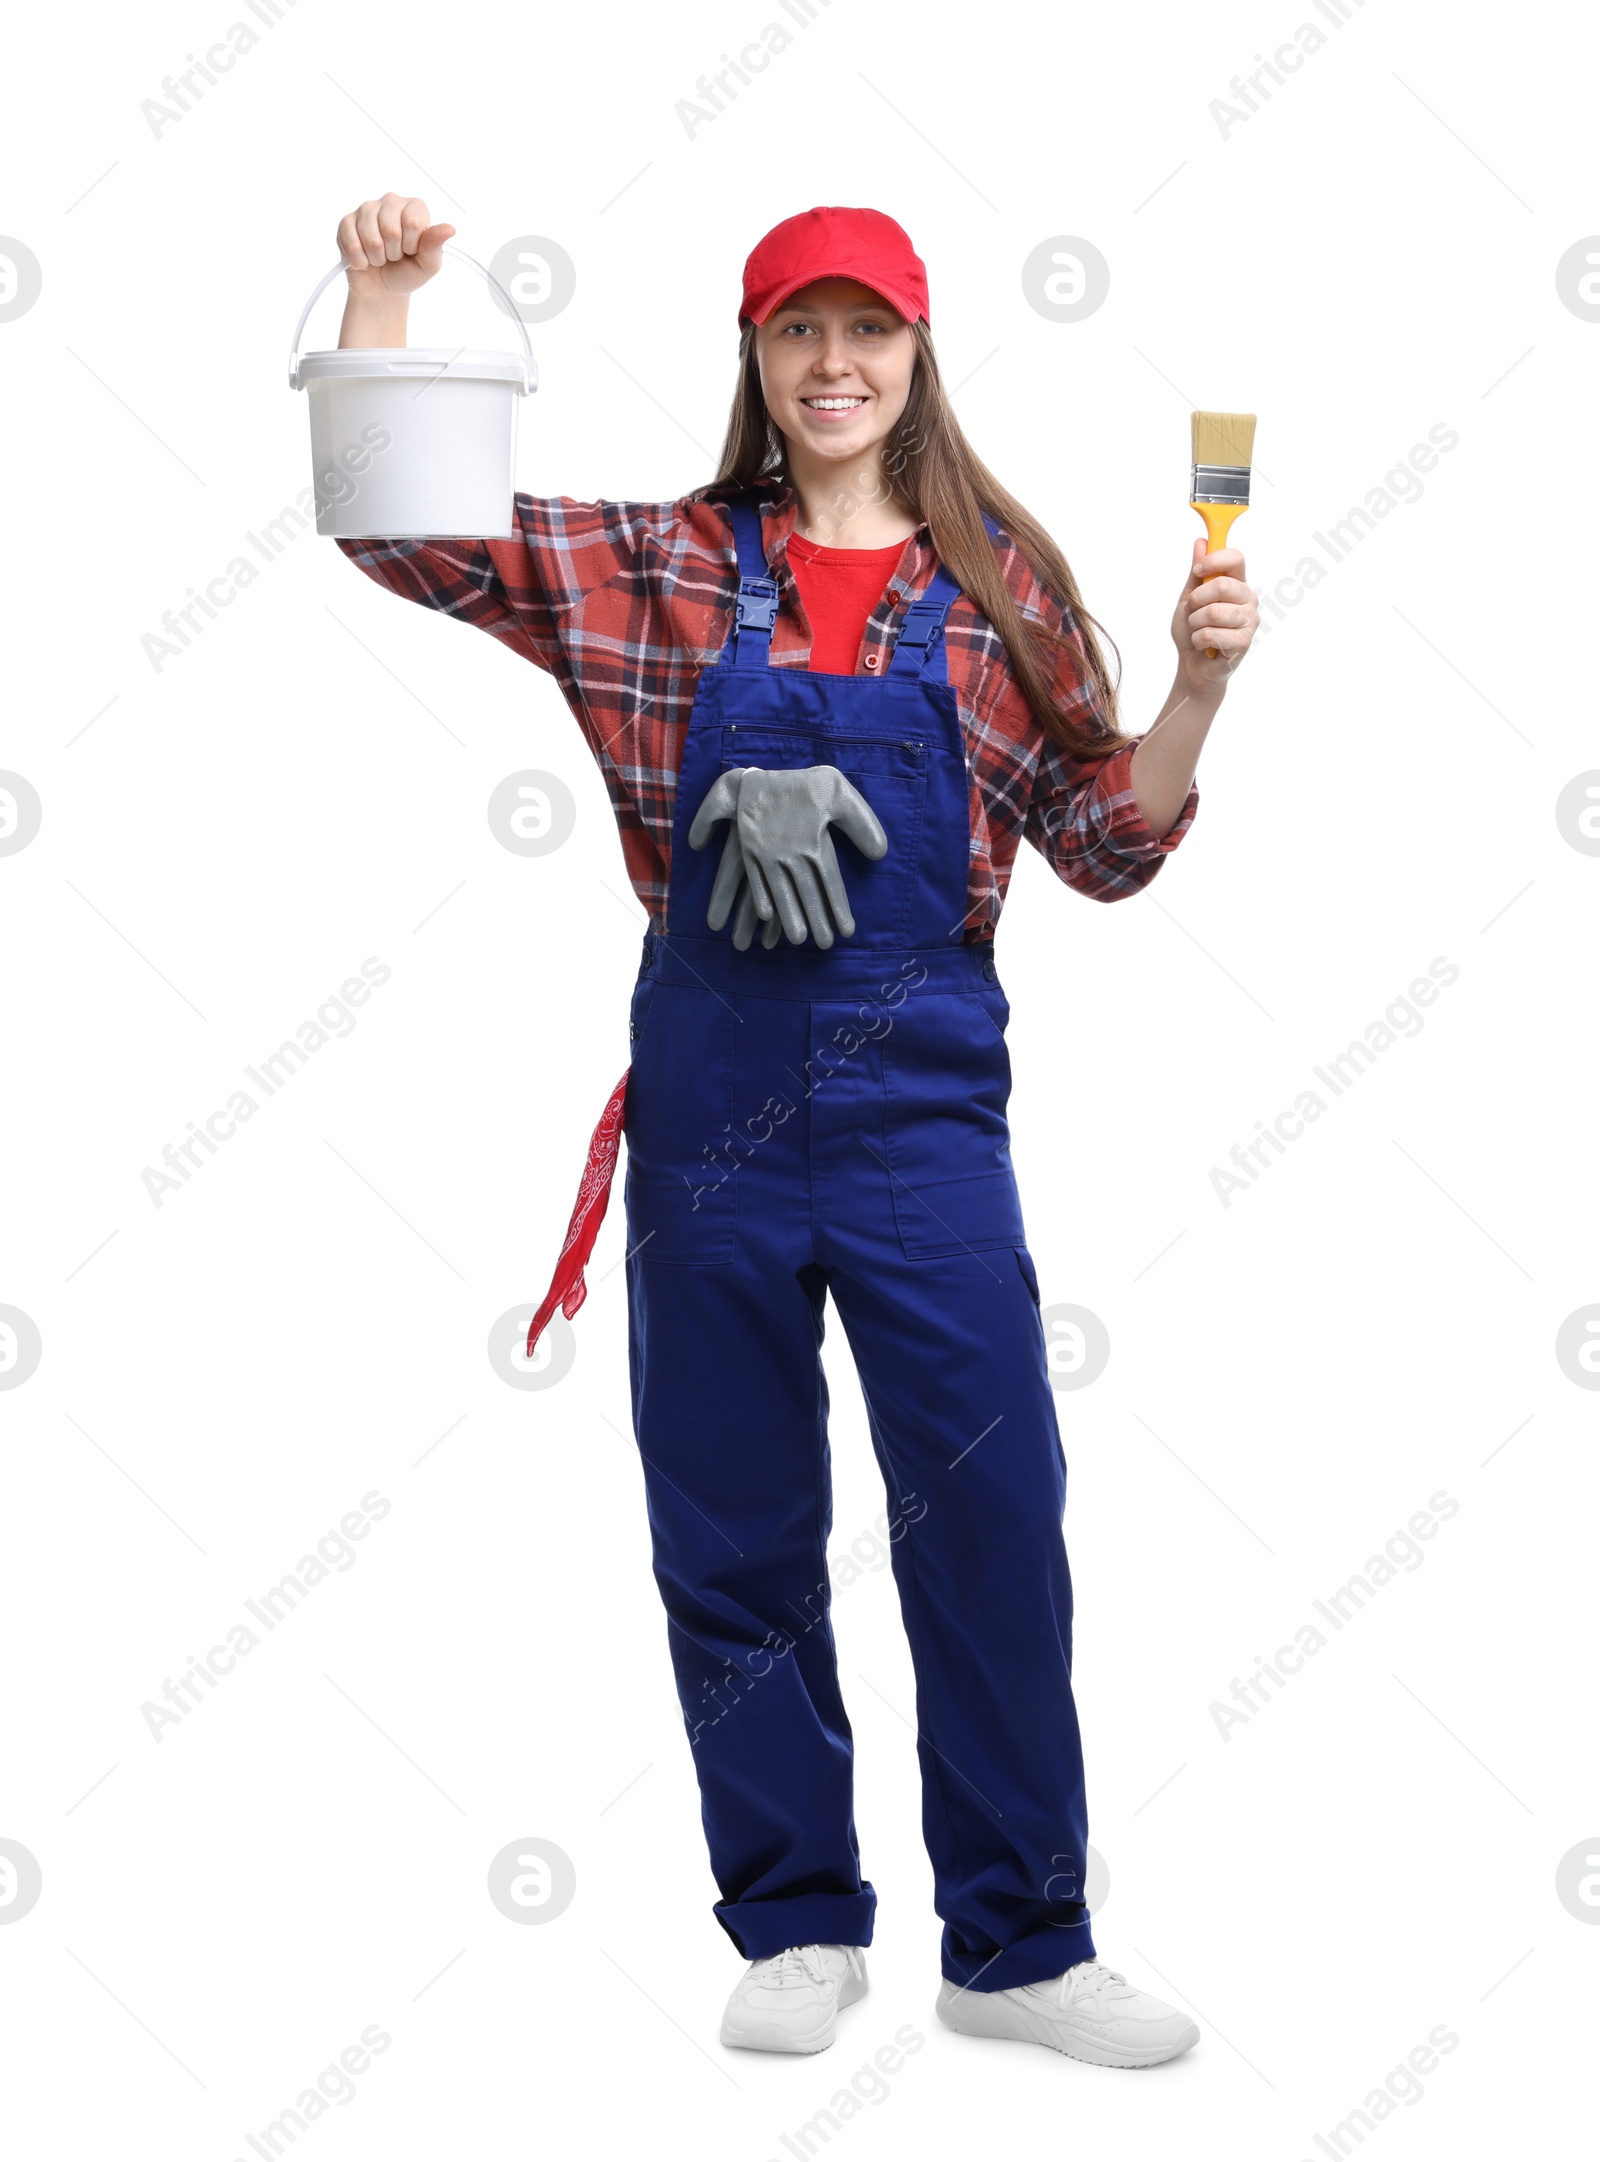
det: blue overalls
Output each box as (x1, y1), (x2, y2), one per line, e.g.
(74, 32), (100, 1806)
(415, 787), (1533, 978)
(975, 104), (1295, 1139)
(623, 494), (1096, 1992)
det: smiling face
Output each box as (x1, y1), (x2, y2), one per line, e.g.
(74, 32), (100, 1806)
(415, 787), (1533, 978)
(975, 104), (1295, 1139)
(754, 277), (917, 474)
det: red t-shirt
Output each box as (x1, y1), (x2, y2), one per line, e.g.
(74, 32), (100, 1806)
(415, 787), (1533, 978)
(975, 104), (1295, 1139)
(787, 531), (907, 674)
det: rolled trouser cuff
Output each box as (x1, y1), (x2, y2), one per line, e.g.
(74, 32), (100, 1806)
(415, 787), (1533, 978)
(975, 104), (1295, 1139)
(715, 1887), (877, 1959)
(943, 1913), (1096, 1993)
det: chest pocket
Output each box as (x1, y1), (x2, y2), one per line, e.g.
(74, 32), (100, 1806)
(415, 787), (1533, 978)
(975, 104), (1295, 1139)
(721, 724), (928, 950)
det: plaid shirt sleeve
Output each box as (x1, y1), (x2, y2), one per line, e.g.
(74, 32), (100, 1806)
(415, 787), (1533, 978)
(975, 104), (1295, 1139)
(336, 497), (734, 924)
(1016, 559), (1199, 905)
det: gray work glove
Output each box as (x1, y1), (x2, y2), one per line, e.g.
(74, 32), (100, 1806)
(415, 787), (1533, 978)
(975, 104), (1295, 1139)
(688, 764), (889, 951)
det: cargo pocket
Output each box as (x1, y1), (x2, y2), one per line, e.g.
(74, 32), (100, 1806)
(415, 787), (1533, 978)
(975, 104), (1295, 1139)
(883, 991), (1025, 1260)
(623, 983), (737, 1263)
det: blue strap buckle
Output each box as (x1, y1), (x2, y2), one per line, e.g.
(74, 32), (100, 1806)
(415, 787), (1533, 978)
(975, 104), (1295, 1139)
(894, 604), (945, 653)
(735, 578), (779, 634)
(886, 601), (951, 665)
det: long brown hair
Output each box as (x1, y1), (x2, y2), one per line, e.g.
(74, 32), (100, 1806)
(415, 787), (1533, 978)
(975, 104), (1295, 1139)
(692, 320), (1131, 759)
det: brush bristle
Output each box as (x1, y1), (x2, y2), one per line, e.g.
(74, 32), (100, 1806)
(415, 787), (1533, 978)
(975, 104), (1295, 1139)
(1191, 411), (1257, 468)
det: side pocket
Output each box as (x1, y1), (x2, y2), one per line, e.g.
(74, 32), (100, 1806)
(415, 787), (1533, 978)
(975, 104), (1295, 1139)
(974, 987), (1012, 1049)
(623, 982), (737, 1264)
(1014, 1247), (1067, 1481)
(628, 977), (659, 1054)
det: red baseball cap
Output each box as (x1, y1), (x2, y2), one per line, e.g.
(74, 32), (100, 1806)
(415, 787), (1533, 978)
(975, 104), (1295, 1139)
(739, 206), (930, 328)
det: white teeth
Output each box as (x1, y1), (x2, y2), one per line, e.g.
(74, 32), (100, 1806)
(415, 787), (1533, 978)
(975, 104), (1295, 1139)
(804, 397), (865, 410)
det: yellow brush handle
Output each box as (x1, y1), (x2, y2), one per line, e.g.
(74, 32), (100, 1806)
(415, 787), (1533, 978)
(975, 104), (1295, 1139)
(1192, 501), (1246, 659)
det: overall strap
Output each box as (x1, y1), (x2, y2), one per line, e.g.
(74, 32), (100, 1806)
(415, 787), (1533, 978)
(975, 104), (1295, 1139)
(721, 495), (779, 670)
(886, 511), (1004, 681)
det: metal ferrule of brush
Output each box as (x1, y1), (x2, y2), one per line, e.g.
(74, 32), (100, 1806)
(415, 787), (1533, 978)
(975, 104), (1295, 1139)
(1190, 463), (1251, 505)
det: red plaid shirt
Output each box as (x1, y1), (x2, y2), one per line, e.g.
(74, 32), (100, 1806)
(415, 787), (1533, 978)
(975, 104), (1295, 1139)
(336, 479), (1196, 938)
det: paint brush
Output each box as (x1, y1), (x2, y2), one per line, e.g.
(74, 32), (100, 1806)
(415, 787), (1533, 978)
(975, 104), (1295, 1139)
(1190, 411), (1256, 658)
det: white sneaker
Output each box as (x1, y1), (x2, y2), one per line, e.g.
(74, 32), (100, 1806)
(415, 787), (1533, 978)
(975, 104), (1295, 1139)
(721, 1943), (868, 2054)
(936, 1957), (1199, 2069)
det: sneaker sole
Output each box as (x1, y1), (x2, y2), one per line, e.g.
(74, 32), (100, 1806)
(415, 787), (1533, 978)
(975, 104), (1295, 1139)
(936, 1983), (1199, 2069)
(722, 1967), (868, 2055)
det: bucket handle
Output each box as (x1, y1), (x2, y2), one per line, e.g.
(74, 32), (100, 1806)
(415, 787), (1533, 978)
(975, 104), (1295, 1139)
(288, 242), (536, 393)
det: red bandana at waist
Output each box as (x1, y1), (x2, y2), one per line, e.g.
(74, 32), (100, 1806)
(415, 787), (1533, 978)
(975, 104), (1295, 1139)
(525, 1069), (630, 1358)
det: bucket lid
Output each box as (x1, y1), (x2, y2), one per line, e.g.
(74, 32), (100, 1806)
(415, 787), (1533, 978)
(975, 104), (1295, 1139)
(295, 346), (531, 389)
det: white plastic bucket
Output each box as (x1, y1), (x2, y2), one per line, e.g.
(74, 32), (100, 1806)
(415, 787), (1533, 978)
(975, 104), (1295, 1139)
(288, 245), (537, 540)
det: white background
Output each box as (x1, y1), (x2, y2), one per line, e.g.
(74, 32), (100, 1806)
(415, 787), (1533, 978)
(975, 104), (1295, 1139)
(2, 0), (1596, 2155)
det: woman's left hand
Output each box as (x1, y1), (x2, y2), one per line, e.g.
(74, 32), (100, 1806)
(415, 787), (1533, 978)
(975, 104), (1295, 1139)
(1171, 538), (1259, 695)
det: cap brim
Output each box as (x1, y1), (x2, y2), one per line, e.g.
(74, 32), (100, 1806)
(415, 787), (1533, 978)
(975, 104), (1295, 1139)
(746, 269), (915, 325)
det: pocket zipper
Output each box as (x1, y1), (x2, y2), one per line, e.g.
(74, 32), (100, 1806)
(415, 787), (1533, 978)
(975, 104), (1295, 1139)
(727, 723), (927, 754)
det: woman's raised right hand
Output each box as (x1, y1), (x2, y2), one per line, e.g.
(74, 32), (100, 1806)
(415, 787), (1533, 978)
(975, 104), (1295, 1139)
(337, 193), (455, 299)
(336, 194), (456, 348)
